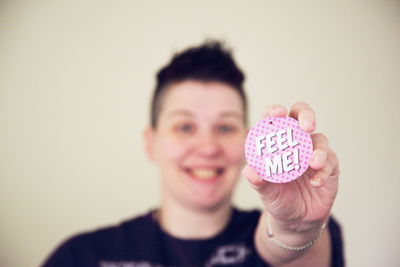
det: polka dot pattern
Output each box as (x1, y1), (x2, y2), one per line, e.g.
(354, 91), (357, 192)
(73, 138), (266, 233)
(245, 116), (313, 183)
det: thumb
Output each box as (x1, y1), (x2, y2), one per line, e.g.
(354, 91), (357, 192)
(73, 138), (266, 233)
(242, 165), (281, 207)
(242, 165), (269, 191)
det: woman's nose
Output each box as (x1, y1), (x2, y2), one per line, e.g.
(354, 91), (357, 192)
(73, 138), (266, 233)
(194, 133), (222, 158)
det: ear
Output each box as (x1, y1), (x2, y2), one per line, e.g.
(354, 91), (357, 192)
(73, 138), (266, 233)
(143, 126), (156, 161)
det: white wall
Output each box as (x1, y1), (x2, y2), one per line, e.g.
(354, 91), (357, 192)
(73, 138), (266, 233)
(1, 1), (399, 266)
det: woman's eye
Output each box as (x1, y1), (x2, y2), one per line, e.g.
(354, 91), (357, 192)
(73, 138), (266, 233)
(177, 124), (194, 133)
(217, 125), (235, 133)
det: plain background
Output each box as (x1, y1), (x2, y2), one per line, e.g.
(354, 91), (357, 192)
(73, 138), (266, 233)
(1, 0), (399, 266)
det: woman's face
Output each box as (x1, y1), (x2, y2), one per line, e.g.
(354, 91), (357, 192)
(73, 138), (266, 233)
(146, 80), (247, 210)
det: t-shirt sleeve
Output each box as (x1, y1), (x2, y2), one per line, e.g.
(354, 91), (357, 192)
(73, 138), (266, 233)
(328, 216), (345, 267)
(41, 238), (77, 267)
(41, 233), (98, 267)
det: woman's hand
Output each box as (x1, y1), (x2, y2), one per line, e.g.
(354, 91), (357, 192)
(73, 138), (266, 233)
(243, 102), (339, 231)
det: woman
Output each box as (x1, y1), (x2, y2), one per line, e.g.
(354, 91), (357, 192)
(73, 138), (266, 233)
(43, 41), (343, 267)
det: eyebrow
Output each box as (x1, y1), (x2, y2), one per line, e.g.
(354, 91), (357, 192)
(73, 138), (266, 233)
(167, 110), (194, 118)
(219, 111), (243, 120)
(167, 110), (243, 120)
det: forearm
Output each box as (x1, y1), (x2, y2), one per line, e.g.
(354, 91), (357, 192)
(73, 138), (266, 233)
(255, 211), (331, 267)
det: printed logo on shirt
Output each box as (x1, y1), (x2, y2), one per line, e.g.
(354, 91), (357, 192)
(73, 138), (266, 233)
(205, 244), (250, 267)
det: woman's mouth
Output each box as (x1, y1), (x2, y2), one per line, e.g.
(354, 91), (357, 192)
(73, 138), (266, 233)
(183, 167), (225, 182)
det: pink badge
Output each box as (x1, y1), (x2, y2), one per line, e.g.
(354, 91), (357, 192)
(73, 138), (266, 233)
(245, 116), (313, 183)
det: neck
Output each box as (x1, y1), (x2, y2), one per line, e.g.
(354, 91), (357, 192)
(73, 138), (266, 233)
(158, 196), (233, 239)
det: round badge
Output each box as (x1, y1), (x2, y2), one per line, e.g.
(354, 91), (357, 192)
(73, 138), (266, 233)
(245, 116), (313, 183)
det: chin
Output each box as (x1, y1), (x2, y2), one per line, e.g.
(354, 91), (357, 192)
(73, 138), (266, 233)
(184, 190), (233, 212)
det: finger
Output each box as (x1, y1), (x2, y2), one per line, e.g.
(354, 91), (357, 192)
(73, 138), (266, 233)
(310, 149), (328, 170)
(310, 158), (334, 187)
(262, 104), (288, 118)
(310, 133), (330, 170)
(242, 165), (268, 191)
(289, 102), (316, 133)
(327, 149), (339, 175)
(310, 150), (339, 187)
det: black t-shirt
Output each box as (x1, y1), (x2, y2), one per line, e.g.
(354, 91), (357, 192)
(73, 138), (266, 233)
(42, 208), (344, 267)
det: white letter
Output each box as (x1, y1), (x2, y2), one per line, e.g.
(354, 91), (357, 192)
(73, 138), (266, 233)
(265, 155), (283, 177)
(255, 136), (266, 156)
(282, 151), (294, 172)
(276, 129), (288, 150)
(287, 128), (299, 147)
(266, 132), (277, 153)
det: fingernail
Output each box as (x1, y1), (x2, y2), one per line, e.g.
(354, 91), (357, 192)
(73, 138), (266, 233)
(300, 121), (311, 132)
(313, 156), (322, 165)
(311, 178), (321, 187)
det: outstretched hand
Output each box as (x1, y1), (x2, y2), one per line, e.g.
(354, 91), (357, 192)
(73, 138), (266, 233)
(243, 102), (339, 230)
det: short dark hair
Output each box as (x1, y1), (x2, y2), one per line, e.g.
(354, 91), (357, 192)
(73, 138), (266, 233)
(150, 40), (247, 128)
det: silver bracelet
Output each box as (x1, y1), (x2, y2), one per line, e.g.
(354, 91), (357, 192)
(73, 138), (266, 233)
(266, 214), (327, 252)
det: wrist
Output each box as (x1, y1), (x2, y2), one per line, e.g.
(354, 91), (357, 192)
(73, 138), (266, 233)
(268, 211), (328, 233)
(265, 212), (328, 251)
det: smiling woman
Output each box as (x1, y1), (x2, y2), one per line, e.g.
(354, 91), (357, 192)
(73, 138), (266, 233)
(42, 41), (344, 267)
(145, 80), (247, 216)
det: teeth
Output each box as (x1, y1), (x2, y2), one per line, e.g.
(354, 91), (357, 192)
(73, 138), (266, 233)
(192, 169), (217, 179)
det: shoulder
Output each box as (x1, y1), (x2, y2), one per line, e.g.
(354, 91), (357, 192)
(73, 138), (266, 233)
(73, 210), (155, 248)
(42, 210), (157, 266)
